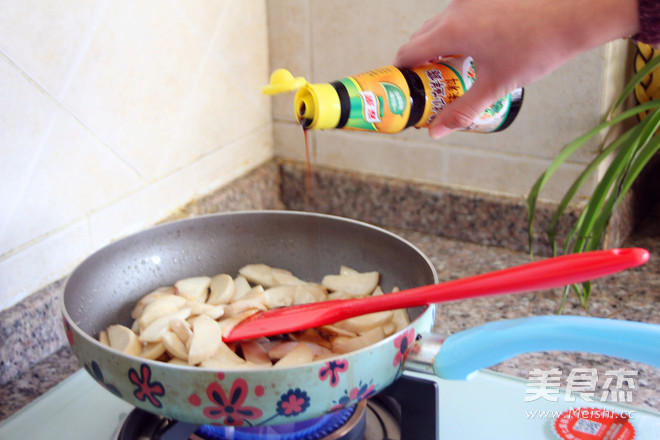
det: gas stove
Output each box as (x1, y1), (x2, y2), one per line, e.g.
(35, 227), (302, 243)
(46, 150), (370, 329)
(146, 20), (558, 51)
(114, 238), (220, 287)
(1, 368), (659, 439)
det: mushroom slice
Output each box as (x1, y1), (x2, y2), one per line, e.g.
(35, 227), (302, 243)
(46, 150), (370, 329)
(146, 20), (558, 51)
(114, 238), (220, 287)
(290, 328), (332, 349)
(106, 324), (142, 356)
(233, 275), (253, 300)
(267, 341), (300, 361)
(391, 308), (411, 333)
(141, 342), (167, 360)
(238, 264), (275, 287)
(139, 308), (192, 343)
(131, 286), (175, 319)
(293, 283), (327, 305)
(339, 265), (359, 275)
(170, 318), (193, 344)
(322, 271), (379, 297)
(175, 276), (211, 302)
(319, 325), (358, 339)
(231, 284), (265, 303)
(188, 315), (223, 366)
(98, 330), (110, 346)
(187, 302), (226, 320)
(188, 315), (223, 365)
(240, 264), (302, 288)
(236, 285), (266, 302)
(263, 285), (296, 309)
(331, 326), (385, 354)
(207, 274), (234, 305)
(162, 331), (188, 361)
(226, 299), (267, 317)
(239, 340), (272, 366)
(201, 339), (248, 368)
(335, 311), (394, 334)
(274, 343), (314, 368)
(383, 321), (396, 336)
(218, 309), (260, 338)
(138, 295), (187, 330)
(272, 268), (306, 286)
(327, 291), (353, 300)
(305, 342), (333, 359)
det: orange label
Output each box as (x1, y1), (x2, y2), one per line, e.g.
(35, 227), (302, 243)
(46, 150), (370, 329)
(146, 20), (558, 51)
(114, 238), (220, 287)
(342, 66), (412, 133)
(410, 61), (467, 128)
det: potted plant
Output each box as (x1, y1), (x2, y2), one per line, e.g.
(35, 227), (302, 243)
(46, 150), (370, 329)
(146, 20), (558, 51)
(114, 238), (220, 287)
(526, 42), (660, 312)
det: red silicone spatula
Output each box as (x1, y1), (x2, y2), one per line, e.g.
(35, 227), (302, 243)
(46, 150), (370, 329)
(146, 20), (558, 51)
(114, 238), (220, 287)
(223, 248), (649, 342)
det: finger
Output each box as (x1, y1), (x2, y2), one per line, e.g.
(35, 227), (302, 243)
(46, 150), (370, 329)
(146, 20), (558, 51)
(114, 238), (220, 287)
(393, 20), (456, 67)
(428, 80), (509, 139)
(394, 37), (448, 68)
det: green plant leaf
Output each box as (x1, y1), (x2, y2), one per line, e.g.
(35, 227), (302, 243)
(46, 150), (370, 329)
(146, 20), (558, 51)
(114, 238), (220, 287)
(545, 125), (639, 255)
(526, 101), (660, 257)
(527, 45), (660, 311)
(581, 106), (660, 252)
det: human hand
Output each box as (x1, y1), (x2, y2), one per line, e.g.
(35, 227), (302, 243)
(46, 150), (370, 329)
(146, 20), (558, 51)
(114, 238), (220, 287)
(394, 0), (639, 138)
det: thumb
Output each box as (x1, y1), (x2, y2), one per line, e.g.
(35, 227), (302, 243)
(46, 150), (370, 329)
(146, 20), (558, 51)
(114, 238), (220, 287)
(428, 80), (507, 139)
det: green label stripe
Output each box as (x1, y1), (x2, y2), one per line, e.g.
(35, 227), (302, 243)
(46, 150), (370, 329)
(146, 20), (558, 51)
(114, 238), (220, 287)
(339, 77), (377, 131)
(380, 82), (406, 115)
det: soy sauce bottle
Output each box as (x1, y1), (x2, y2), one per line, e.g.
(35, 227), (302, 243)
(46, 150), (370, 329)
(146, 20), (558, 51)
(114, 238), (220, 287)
(263, 55), (523, 134)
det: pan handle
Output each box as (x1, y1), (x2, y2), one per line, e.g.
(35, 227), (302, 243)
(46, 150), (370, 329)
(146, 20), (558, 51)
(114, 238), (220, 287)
(406, 316), (660, 380)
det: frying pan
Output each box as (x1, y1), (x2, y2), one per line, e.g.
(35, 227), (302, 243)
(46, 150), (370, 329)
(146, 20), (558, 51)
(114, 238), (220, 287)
(61, 211), (659, 427)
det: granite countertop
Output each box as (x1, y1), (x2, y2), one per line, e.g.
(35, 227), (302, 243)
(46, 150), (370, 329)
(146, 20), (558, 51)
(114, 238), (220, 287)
(1, 162), (659, 422)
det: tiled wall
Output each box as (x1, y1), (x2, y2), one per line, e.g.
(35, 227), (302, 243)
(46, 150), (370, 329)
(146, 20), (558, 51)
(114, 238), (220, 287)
(267, 1), (631, 201)
(0, 1), (273, 310)
(1, 1), (633, 312)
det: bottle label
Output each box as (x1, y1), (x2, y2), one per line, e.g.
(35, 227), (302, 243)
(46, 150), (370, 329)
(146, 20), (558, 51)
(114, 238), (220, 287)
(331, 56), (517, 134)
(413, 56), (513, 133)
(338, 66), (411, 133)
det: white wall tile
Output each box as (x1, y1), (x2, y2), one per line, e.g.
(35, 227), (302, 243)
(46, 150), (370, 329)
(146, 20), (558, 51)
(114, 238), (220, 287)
(0, 57), (142, 256)
(157, 2), (271, 178)
(90, 126), (273, 250)
(0, 219), (91, 310)
(59, 0), (209, 180)
(0, 0), (273, 310)
(0, 0), (108, 97)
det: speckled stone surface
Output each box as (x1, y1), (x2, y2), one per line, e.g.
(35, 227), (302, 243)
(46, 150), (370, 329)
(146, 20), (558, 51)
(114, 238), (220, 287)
(0, 278), (69, 385)
(1, 159), (658, 422)
(279, 160), (580, 257)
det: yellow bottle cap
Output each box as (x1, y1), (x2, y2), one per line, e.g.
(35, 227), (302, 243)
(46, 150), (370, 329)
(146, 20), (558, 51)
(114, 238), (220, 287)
(261, 68), (307, 95)
(294, 83), (341, 129)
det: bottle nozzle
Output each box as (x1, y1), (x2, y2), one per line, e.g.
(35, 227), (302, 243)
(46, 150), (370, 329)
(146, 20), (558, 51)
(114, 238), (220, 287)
(261, 69), (307, 95)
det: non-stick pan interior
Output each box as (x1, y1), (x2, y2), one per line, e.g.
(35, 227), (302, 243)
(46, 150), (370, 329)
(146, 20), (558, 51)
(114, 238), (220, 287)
(64, 211), (438, 336)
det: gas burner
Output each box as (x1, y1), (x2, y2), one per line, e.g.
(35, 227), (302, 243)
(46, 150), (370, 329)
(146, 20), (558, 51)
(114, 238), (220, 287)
(116, 401), (367, 440)
(113, 375), (438, 440)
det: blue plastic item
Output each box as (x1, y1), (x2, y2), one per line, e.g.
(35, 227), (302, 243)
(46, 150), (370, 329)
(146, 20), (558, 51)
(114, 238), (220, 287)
(434, 315), (660, 380)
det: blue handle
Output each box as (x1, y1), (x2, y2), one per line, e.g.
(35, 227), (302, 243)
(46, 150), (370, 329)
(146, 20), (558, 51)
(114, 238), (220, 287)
(434, 316), (660, 380)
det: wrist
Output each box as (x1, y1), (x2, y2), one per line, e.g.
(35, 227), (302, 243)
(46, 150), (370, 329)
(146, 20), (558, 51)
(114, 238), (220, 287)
(562, 0), (640, 52)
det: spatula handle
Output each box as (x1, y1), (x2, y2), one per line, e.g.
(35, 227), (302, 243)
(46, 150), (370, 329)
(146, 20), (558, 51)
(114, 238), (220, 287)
(362, 247), (650, 312)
